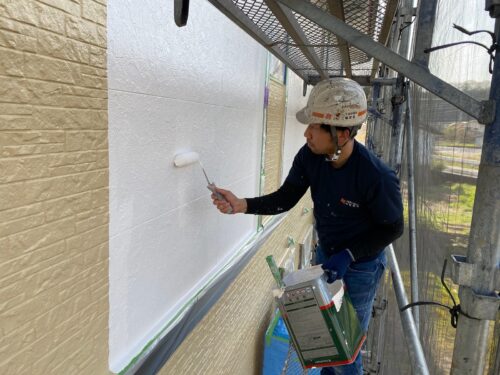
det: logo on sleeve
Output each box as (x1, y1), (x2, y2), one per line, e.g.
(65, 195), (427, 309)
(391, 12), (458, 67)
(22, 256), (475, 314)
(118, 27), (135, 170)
(340, 197), (360, 208)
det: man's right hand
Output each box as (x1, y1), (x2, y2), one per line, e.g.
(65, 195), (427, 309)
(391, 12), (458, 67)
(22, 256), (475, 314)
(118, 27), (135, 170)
(321, 249), (354, 283)
(211, 188), (247, 214)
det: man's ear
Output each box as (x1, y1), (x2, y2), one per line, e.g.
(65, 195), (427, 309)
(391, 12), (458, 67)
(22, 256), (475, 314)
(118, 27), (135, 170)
(339, 128), (351, 140)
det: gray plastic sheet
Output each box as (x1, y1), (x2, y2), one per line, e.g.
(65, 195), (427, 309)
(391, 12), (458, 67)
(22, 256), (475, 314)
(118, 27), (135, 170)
(132, 214), (287, 375)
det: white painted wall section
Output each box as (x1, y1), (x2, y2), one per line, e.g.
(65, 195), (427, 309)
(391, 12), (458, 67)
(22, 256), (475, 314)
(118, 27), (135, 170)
(107, 0), (267, 371)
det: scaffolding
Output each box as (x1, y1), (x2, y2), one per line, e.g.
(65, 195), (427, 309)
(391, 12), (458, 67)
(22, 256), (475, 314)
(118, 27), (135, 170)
(174, 0), (500, 373)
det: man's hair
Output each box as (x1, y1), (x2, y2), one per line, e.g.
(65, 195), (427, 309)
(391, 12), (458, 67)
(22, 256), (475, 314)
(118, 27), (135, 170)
(320, 124), (332, 133)
(320, 124), (359, 138)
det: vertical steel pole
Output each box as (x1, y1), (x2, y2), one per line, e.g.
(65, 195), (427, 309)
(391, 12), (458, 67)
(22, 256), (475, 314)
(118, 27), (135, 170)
(403, 0), (439, 335)
(397, 0), (413, 61)
(450, 13), (500, 375)
(367, 82), (381, 153)
(405, 83), (420, 334)
(389, 74), (406, 172)
(386, 245), (430, 375)
(389, 0), (413, 172)
(490, 318), (500, 375)
(411, 0), (438, 68)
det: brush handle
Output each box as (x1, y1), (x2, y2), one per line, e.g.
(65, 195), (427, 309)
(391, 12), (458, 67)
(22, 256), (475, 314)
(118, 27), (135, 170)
(207, 183), (233, 214)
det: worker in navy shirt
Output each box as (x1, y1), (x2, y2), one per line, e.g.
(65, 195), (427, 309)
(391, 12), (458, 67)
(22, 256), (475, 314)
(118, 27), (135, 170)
(211, 78), (403, 375)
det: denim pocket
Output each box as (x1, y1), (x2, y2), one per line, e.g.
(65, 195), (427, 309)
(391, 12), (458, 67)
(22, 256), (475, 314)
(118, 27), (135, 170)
(344, 254), (387, 300)
(343, 254), (387, 331)
(347, 257), (386, 276)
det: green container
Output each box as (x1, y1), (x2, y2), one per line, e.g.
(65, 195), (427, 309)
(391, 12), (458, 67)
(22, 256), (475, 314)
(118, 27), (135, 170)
(275, 265), (365, 369)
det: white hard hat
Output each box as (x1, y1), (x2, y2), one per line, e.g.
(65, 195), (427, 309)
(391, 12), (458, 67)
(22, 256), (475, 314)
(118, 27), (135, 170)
(296, 78), (367, 127)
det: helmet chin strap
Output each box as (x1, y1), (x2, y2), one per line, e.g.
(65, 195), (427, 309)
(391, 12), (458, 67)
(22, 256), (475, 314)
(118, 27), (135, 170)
(325, 128), (349, 162)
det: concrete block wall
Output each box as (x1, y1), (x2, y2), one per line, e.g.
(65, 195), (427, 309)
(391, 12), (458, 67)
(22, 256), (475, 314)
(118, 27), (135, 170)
(158, 195), (313, 375)
(0, 1), (109, 374)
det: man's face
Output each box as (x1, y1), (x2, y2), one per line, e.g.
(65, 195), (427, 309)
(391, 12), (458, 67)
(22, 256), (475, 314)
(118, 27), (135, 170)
(303, 123), (336, 154)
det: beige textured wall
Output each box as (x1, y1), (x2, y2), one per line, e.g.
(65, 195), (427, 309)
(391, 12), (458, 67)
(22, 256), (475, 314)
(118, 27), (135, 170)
(0, 1), (110, 374)
(159, 195), (313, 375)
(0, 2), (312, 374)
(263, 78), (286, 196)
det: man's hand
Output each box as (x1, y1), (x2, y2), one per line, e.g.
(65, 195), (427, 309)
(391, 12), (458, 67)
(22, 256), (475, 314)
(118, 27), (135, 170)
(211, 187), (247, 214)
(321, 249), (354, 283)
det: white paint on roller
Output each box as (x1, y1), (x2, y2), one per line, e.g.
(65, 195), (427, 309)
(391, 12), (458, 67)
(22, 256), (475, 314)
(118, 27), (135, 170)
(173, 151), (200, 168)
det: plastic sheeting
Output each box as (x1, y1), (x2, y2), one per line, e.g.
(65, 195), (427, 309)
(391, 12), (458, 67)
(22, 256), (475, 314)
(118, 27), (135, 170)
(364, 1), (497, 374)
(132, 214), (287, 375)
(263, 310), (321, 375)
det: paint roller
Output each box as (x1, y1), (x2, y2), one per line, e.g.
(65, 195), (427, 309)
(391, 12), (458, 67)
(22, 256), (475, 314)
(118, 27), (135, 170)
(173, 151), (200, 168)
(173, 151), (233, 213)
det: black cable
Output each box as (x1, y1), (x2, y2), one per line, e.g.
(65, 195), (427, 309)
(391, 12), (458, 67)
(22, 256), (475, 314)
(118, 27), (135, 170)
(452, 24), (495, 44)
(399, 17), (416, 40)
(423, 24), (498, 74)
(424, 40), (492, 54)
(400, 259), (480, 328)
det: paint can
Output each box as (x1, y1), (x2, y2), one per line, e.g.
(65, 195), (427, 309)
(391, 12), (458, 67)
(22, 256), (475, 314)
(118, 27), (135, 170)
(275, 265), (365, 369)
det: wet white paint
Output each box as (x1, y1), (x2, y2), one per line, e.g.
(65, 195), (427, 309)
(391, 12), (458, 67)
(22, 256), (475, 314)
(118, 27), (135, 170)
(107, 0), (267, 371)
(107, 0), (307, 371)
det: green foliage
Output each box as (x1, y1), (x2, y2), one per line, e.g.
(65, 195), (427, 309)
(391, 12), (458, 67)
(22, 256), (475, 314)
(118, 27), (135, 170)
(431, 160), (446, 174)
(423, 182), (476, 235)
(441, 122), (483, 145)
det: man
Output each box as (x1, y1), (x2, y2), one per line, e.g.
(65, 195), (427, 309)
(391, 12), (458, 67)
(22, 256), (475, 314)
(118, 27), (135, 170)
(211, 78), (403, 375)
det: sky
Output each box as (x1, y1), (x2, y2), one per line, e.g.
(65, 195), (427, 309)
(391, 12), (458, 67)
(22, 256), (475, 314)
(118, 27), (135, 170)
(428, 0), (495, 86)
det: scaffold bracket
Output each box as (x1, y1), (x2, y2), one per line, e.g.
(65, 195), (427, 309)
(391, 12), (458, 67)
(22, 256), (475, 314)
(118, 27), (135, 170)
(458, 287), (500, 320)
(399, 6), (417, 23)
(450, 255), (500, 320)
(451, 254), (500, 289)
(450, 255), (474, 287)
(479, 99), (496, 124)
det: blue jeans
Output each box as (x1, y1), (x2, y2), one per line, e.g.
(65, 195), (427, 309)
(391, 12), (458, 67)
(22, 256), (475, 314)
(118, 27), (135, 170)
(315, 246), (387, 375)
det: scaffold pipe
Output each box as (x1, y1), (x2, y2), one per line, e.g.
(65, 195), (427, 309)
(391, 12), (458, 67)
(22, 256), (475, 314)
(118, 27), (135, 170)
(450, 13), (500, 374)
(386, 244), (430, 375)
(405, 84), (420, 333)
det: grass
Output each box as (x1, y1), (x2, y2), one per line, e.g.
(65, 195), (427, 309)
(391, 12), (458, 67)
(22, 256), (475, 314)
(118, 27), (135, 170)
(435, 151), (481, 162)
(424, 182), (476, 235)
(437, 141), (480, 149)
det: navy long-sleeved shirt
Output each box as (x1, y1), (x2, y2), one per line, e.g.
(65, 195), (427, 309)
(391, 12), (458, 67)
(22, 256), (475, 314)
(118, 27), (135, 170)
(246, 141), (404, 261)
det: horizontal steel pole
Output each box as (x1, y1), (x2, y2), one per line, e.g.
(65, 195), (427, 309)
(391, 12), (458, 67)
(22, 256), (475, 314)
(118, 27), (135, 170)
(387, 244), (430, 375)
(372, 77), (398, 86)
(308, 75), (373, 86)
(278, 0), (495, 124)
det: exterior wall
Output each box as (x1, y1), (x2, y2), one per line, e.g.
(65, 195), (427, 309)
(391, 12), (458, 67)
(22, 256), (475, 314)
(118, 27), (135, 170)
(107, 0), (269, 370)
(0, 1), (312, 374)
(158, 195), (313, 375)
(0, 1), (109, 374)
(158, 70), (312, 375)
(263, 78), (286, 195)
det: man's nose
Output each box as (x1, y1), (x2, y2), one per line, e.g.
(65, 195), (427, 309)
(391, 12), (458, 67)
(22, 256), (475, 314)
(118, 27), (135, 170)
(304, 125), (311, 138)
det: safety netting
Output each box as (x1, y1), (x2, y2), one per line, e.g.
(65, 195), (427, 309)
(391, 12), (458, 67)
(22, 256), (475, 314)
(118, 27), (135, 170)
(363, 0), (498, 374)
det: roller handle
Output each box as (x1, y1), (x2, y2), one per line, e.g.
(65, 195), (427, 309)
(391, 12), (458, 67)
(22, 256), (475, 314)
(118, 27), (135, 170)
(207, 183), (233, 214)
